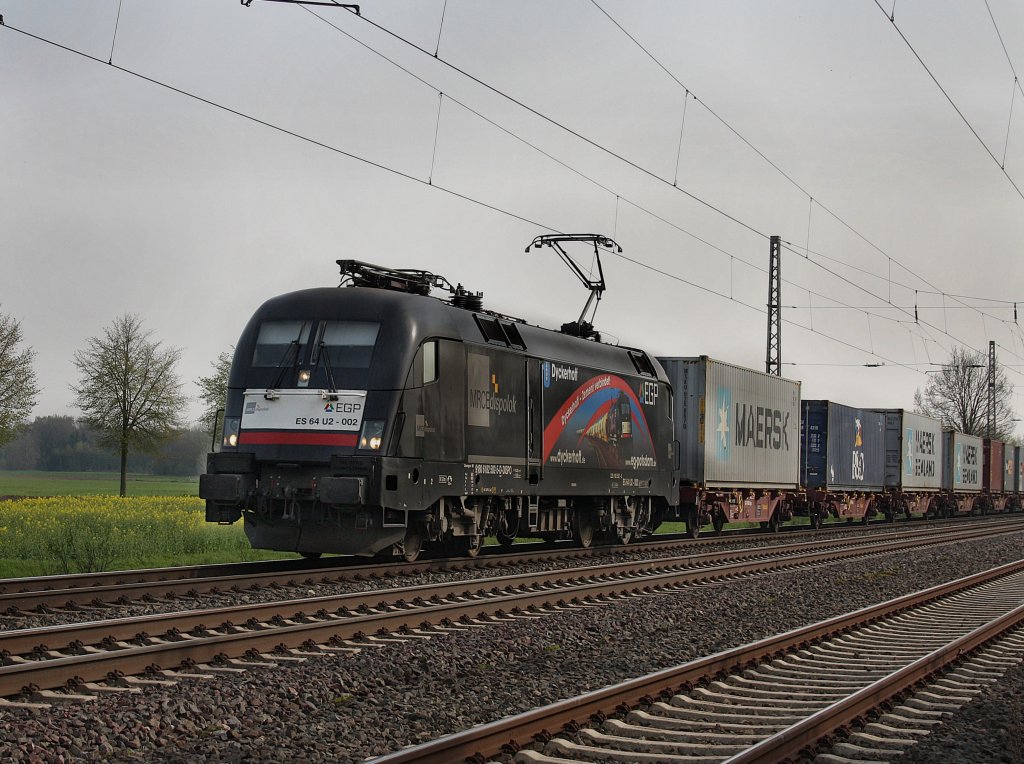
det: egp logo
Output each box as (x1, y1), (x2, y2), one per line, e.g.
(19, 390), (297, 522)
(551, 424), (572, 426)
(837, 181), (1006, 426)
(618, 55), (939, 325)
(542, 361), (551, 388)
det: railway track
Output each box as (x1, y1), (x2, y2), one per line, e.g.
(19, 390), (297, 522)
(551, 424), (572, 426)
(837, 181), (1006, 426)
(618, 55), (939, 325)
(1, 513), (1013, 613)
(0, 519), (1019, 703)
(369, 560), (1024, 764)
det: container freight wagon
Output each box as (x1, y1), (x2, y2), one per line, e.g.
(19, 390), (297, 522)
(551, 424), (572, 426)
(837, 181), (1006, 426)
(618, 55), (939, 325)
(875, 409), (943, 518)
(1000, 444), (1021, 511)
(658, 356), (801, 536)
(799, 401), (886, 523)
(1017, 446), (1024, 496)
(1015, 445), (1024, 504)
(940, 431), (983, 515)
(982, 439), (1020, 513)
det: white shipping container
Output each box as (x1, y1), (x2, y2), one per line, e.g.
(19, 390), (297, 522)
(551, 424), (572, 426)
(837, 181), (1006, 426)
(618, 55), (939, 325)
(941, 431), (983, 492)
(658, 356), (801, 489)
(877, 410), (943, 491)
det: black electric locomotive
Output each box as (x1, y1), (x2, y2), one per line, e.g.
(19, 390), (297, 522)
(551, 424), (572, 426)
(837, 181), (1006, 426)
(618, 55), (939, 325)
(200, 259), (677, 560)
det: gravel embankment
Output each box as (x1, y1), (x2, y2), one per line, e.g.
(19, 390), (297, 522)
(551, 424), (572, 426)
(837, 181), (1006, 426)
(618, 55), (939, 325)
(1, 532), (1022, 763)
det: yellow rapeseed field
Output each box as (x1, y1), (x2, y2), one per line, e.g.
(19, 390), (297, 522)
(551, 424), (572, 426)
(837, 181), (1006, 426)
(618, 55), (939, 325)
(0, 496), (255, 574)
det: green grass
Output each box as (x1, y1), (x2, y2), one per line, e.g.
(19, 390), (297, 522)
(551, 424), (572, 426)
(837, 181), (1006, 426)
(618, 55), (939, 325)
(0, 495), (298, 577)
(0, 470), (198, 497)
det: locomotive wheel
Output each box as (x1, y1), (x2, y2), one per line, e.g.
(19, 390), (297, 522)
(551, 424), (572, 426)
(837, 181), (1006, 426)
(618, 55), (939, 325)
(496, 509), (519, 549)
(452, 534), (483, 558)
(711, 510), (725, 535)
(614, 526), (633, 545)
(400, 525), (424, 563)
(573, 508), (597, 549)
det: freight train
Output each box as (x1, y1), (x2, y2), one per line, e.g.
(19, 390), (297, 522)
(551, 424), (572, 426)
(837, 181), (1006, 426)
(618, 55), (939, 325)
(200, 257), (1022, 559)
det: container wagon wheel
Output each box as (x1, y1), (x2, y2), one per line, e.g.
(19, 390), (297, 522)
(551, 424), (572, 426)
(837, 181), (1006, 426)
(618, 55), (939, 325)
(766, 512), (781, 533)
(810, 512), (823, 531)
(300, 551), (322, 559)
(573, 507), (597, 549)
(711, 509), (725, 535)
(684, 505), (701, 539)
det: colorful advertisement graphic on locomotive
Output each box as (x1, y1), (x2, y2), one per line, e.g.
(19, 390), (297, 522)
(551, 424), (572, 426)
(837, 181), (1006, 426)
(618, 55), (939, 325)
(540, 361), (658, 471)
(878, 410), (942, 491)
(801, 401), (885, 491)
(659, 357), (801, 488)
(941, 431), (984, 493)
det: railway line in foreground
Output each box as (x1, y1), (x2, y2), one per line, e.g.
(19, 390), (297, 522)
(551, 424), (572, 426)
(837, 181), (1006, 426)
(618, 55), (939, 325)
(371, 559), (1024, 764)
(0, 518), (1020, 704)
(0, 513), (1008, 613)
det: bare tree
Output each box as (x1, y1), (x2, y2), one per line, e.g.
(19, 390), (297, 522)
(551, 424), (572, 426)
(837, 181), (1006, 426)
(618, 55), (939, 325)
(196, 349), (232, 436)
(71, 314), (187, 496)
(0, 308), (40, 447)
(913, 345), (1016, 440)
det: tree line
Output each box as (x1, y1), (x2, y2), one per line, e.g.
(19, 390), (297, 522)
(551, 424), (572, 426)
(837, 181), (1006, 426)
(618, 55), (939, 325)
(0, 416), (210, 476)
(1, 309), (230, 494)
(0, 305), (1018, 495)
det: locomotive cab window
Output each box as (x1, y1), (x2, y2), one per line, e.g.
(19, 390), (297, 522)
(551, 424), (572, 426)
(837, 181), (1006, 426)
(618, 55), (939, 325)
(423, 340), (437, 383)
(408, 340), (438, 387)
(253, 321), (311, 367)
(312, 321), (380, 368)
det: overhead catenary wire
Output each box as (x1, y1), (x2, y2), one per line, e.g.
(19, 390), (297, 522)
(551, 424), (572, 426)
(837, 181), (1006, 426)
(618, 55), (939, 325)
(0, 20), (922, 375)
(295, 4), (953, 351)
(872, 0), (1024, 203)
(7, 15), (1021, 382)
(299, 3), (1024, 370)
(590, 1), (1021, 323)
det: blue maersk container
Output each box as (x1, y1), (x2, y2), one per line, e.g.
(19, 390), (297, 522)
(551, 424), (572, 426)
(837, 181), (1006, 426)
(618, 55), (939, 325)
(801, 400), (886, 491)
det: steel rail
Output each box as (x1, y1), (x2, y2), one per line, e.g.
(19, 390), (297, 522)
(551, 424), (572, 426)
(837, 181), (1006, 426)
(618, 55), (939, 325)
(724, 602), (1024, 763)
(366, 558), (1024, 764)
(3, 520), (1012, 613)
(2, 512), (1012, 600)
(1, 523), (1019, 699)
(2, 522), (1009, 657)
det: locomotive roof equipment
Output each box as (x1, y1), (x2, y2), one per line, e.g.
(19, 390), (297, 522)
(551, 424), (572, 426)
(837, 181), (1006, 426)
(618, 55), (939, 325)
(525, 234), (621, 341)
(337, 258), (486, 313)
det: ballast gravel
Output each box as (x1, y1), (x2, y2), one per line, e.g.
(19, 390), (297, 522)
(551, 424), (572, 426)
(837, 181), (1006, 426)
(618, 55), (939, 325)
(0, 532), (1022, 763)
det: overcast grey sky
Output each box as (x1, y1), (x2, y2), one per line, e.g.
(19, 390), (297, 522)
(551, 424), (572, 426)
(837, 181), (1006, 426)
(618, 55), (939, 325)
(3, 1), (1023, 437)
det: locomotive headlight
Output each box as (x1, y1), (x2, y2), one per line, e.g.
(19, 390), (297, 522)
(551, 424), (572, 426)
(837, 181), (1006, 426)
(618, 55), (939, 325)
(222, 417), (241, 449)
(297, 369), (311, 387)
(358, 420), (386, 451)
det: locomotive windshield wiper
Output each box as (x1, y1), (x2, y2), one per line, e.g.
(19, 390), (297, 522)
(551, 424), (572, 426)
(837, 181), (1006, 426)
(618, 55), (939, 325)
(317, 341), (339, 394)
(269, 323), (307, 391)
